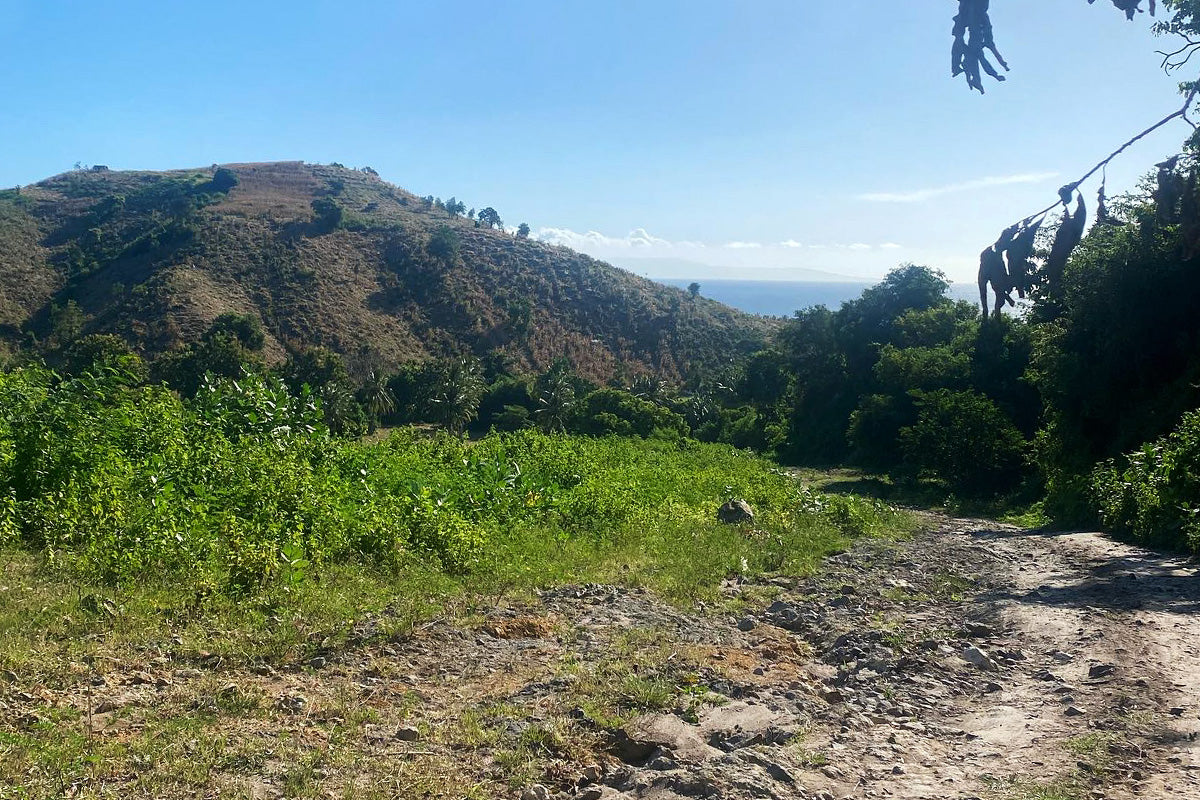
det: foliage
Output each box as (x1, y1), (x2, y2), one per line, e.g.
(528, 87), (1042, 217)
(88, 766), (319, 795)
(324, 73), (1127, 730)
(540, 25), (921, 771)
(898, 389), (1027, 494)
(1088, 409), (1200, 552)
(310, 197), (343, 231)
(426, 357), (485, 433)
(427, 224), (460, 263)
(477, 207), (503, 230)
(573, 388), (687, 439)
(1029, 177), (1200, 521)
(60, 333), (147, 381)
(763, 265), (1034, 493)
(206, 312), (265, 351)
(0, 363), (903, 595)
(209, 167), (239, 193)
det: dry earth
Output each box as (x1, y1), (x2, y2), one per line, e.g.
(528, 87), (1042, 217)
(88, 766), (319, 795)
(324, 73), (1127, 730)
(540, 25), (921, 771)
(4, 516), (1199, 799)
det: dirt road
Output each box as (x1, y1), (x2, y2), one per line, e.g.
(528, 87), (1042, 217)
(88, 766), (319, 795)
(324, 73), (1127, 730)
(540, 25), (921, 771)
(509, 516), (1200, 800)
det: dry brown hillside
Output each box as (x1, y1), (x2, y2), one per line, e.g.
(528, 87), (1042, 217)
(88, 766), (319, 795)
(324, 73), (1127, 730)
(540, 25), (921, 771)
(0, 162), (773, 381)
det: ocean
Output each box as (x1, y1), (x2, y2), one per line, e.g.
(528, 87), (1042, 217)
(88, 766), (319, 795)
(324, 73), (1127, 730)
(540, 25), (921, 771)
(655, 278), (981, 318)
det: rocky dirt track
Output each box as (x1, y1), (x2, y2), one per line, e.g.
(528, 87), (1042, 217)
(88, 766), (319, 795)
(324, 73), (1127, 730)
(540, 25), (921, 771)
(495, 516), (1200, 800)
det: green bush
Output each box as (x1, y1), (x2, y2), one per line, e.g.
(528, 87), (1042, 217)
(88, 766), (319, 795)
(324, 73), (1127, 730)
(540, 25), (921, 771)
(574, 389), (687, 439)
(898, 389), (1026, 495)
(1088, 409), (1200, 552)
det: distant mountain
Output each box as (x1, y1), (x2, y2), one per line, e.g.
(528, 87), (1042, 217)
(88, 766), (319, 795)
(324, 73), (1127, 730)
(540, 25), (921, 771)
(0, 162), (775, 381)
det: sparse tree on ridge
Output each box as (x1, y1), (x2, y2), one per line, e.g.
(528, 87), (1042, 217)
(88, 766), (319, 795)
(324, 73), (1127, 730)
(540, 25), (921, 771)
(478, 207), (503, 230)
(516, 222), (531, 239)
(688, 282), (701, 299)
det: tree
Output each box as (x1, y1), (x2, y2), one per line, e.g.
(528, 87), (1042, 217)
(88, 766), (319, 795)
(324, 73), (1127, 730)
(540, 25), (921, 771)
(210, 167), (239, 193)
(477, 207), (503, 230)
(516, 222), (531, 239)
(427, 358), (484, 433)
(310, 197), (343, 232)
(949, 0), (1180, 94)
(536, 365), (577, 432)
(359, 369), (396, 427)
(48, 300), (87, 349)
(205, 312), (265, 351)
(687, 282), (701, 299)
(445, 197), (465, 218)
(427, 225), (460, 264)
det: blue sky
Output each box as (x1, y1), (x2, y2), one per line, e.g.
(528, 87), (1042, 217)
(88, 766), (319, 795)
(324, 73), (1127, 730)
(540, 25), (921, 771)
(0, 0), (1189, 282)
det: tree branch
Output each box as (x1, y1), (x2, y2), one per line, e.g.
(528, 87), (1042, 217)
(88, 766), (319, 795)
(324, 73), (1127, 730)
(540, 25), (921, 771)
(1017, 86), (1200, 225)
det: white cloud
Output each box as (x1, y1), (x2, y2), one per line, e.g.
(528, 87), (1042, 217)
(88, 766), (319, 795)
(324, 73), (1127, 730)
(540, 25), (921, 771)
(779, 239), (803, 248)
(880, 242), (903, 249)
(533, 226), (698, 251)
(858, 171), (1059, 203)
(724, 241), (763, 249)
(848, 243), (871, 251)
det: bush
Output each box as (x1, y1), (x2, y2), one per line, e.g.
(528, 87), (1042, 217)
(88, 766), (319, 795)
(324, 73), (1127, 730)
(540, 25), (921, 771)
(210, 167), (239, 193)
(1088, 409), (1200, 552)
(427, 225), (460, 263)
(574, 389), (687, 439)
(898, 389), (1025, 495)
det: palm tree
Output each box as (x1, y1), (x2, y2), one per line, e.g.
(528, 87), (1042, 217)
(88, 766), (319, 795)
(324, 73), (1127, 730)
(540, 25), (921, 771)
(536, 369), (576, 433)
(361, 370), (396, 426)
(428, 358), (484, 434)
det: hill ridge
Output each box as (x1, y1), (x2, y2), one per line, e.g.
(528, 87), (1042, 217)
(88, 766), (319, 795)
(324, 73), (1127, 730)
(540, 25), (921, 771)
(0, 160), (773, 380)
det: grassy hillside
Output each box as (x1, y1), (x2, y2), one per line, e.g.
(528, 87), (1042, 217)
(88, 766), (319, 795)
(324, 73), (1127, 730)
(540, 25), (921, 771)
(0, 162), (772, 381)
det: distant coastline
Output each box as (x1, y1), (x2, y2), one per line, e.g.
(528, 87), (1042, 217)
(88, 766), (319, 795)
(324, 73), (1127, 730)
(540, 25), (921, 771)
(655, 278), (980, 317)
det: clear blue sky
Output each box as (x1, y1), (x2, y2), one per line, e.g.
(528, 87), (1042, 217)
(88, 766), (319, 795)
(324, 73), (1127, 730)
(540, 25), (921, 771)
(0, 0), (1188, 282)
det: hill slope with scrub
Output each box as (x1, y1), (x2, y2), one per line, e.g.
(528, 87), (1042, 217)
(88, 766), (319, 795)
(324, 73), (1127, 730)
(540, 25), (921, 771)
(0, 162), (771, 381)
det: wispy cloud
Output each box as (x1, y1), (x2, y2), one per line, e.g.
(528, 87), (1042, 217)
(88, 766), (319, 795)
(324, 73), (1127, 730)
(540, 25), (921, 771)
(779, 239), (803, 248)
(533, 227), (702, 251)
(724, 241), (762, 249)
(880, 242), (903, 249)
(858, 171), (1059, 203)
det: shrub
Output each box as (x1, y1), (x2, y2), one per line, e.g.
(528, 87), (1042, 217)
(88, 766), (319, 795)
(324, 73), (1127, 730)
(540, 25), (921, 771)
(1088, 409), (1200, 552)
(898, 389), (1025, 495)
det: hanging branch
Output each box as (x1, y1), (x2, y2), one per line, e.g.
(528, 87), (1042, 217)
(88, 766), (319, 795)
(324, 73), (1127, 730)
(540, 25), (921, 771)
(955, 1), (1158, 93)
(978, 87), (1197, 318)
(1013, 86), (1198, 227)
(952, 0), (1010, 94)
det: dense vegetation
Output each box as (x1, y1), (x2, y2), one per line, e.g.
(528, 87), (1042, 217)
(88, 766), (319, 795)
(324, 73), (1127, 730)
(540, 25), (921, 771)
(0, 362), (899, 599)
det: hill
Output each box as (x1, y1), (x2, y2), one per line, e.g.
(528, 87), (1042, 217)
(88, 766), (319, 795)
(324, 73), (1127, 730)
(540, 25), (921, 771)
(0, 162), (773, 381)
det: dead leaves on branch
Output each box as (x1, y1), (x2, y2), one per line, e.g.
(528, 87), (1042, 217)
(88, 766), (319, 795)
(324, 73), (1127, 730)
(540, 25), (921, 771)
(952, 0), (1009, 94)
(1088, 0), (1156, 22)
(953, 0), (1155, 93)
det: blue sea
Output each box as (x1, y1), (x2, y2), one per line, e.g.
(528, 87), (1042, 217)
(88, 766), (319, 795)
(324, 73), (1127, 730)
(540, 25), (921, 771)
(656, 279), (980, 318)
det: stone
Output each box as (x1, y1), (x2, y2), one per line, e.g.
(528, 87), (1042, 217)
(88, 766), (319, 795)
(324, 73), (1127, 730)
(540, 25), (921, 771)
(578, 790), (603, 800)
(821, 764), (845, 779)
(737, 616), (757, 632)
(962, 646), (999, 672)
(1088, 663), (1116, 679)
(717, 499), (754, 524)
(580, 765), (602, 785)
(962, 622), (995, 638)
(308, 656), (327, 669)
(614, 714), (720, 764)
(396, 725), (420, 741)
(520, 785), (550, 800)
(1065, 705), (1086, 717)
